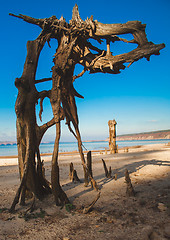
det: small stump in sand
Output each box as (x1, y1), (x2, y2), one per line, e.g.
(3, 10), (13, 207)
(125, 169), (135, 197)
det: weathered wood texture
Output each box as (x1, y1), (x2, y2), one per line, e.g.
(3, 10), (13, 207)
(108, 119), (117, 154)
(9, 4), (164, 211)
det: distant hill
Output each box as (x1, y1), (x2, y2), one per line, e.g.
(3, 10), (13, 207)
(116, 129), (170, 141)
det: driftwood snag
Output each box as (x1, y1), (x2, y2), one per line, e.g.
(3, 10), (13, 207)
(102, 159), (112, 178)
(9, 4), (164, 211)
(125, 169), (135, 197)
(83, 192), (101, 214)
(102, 159), (109, 177)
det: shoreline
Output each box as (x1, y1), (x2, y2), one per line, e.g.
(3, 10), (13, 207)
(1, 140), (170, 159)
(0, 142), (170, 167)
(0, 145), (142, 159)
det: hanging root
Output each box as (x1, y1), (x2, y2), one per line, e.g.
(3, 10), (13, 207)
(83, 192), (101, 214)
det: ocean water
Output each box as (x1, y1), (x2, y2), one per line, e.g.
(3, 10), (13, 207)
(0, 139), (170, 157)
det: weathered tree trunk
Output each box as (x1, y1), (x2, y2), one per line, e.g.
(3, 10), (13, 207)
(10, 36), (52, 212)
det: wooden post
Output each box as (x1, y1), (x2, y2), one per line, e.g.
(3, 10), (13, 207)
(69, 162), (74, 180)
(87, 151), (93, 178)
(108, 119), (117, 154)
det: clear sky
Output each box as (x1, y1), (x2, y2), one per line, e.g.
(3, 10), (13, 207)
(0, 0), (170, 142)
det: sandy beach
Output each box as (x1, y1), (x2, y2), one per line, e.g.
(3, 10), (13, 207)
(0, 143), (170, 240)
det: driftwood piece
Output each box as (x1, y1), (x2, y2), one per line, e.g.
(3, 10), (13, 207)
(125, 169), (135, 197)
(83, 192), (101, 214)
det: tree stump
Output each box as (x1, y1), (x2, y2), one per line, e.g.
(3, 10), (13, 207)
(125, 169), (135, 197)
(69, 162), (80, 183)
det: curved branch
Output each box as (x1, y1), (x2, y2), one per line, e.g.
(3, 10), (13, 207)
(73, 68), (86, 82)
(38, 90), (51, 122)
(38, 90), (51, 99)
(84, 42), (165, 74)
(94, 20), (148, 46)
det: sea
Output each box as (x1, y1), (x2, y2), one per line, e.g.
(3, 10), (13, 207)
(0, 139), (170, 157)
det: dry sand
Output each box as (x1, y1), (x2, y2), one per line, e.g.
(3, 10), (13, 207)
(0, 143), (170, 240)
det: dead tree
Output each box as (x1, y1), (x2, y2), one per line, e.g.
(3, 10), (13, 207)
(9, 5), (164, 211)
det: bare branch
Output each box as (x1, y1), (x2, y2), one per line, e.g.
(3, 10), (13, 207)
(111, 35), (137, 44)
(35, 78), (52, 84)
(38, 90), (51, 99)
(85, 42), (165, 74)
(9, 13), (45, 28)
(39, 98), (44, 122)
(89, 50), (105, 67)
(86, 41), (104, 54)
(67, 121), (78, 140)
(38, 118), (57, 144)
(94, 20), (148, 46)
(73, 68), (86, 82)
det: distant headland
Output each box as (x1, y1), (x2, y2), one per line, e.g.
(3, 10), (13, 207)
(0, 129), (170, 146)
(116, 129), (170, 141)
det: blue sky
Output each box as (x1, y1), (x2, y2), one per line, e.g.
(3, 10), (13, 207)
(0, 0), (170, 142)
